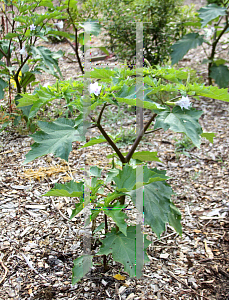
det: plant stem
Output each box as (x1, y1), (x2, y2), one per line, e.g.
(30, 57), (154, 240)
(66, 1), (84, 74)
(125, 113), (157, 163)
(103, 214), (109, 271)
(115, 194), (125, 233)
(208, 12), (229, 85)
(145, 127), (162, 135)
(90, 104), (126, 164)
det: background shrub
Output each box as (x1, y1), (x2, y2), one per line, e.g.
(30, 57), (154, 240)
(206, 0), (224, 6)
(96, 0), (185, 66)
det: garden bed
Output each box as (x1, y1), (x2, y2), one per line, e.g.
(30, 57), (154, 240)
(0, 0), (229, 299)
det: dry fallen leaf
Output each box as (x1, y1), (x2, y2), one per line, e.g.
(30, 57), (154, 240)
(113, 274), (126, 281)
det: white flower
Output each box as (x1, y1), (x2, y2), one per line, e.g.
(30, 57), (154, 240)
(176, 96), (191, 110)
(30, 24), (36, 31)
(54, 21), (64, 29)
(19, 46), (27, 56)
(89, 82), (101, 96)
(16, 21), (20, 28)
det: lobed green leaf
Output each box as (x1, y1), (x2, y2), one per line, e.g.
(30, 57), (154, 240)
(96, 226), (151, 278)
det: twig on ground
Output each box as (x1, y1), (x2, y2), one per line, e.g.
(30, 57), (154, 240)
(20, 253), (51, 282)
(72, 287), (84, 300)
(167, 270), (211, 300)
(0, 258), (8, 285)
(50, 197), (70, 221)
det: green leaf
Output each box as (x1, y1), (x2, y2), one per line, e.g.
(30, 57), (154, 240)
(24, 118), (85, 164)
(98, 46), (109, 55)
(70, 196), (88, 220)
(78, 32), (91, 45)
(89, 166), (102, 178)
(154, 106), (203, 147)
(17, 86), (59, 119)
(0, 121), (10, 132)
(210, 64), (229, 88)
(198, 4), (227, 28)
(82, 137), (107, 148)
(168, 203), (182, 236)
(25, 29), (31, 37)
(43, 180), (84, 197)
(114, 164), (136, 192)
(93, 222), (105, 234)
(72, 255), (93, 284)
(214, 59), (226, 66)
(171, 33), (204, 65)
(4, 33), (19, 39)
(105, 168), (120, 184)
(79, 21), (101, 36)
(104, 191), (124, 206)
(182, 21), (201, 27)
(47, 30), (74, 40)
(96, 226), (151, 278)
(114, 164), (167, 192)
(38, 0), (54, 8)
(85, 208), (101, 227)
(30, 46), (62, 78)
(116, 84), (158, 109)
(201, 58), (212, 64)
(87, 68), (115, 81)
(131, 151), (161, 162)
(130, 181), (176, 238)
(141, 167), (169, 185)
(17, 93), (39, 107)
(82, 135), (121, 148)
(90, 177), (103, 190)
(201, 132), (215, 143)
(20, 72), (36, 88)
(104, 202), (128, 236)
(0, 78), (8, 99)
(186, 83), (229, 102)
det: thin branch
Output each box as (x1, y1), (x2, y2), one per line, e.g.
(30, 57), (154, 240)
(167, 270), (211, 300)
(67, 0), (84, 74)
(65, 37), (77, 52)
(89, 106), (126, 164)
(125, 113), (157, 163)
(208, 13), (229, 84)
(2, 11), (13, 27)
(144, 127), (162, 135)
(50, 197), (70, 221)
(88, 124), (97, 129)
(21, 253), (51, 282)
(0, 47), (8, 59)
(15, 54), (30, 78)
(96, 123), (126, 164)
(104, 184), (113, 192)
(97, 103), (107, 125)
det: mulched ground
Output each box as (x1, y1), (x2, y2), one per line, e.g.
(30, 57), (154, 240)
(0, 0), (229, 299)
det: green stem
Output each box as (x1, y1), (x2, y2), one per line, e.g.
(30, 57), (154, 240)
(208, 14), (229, 85)
(67, 1), (84, 74)
(14, 55), (30, 94)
